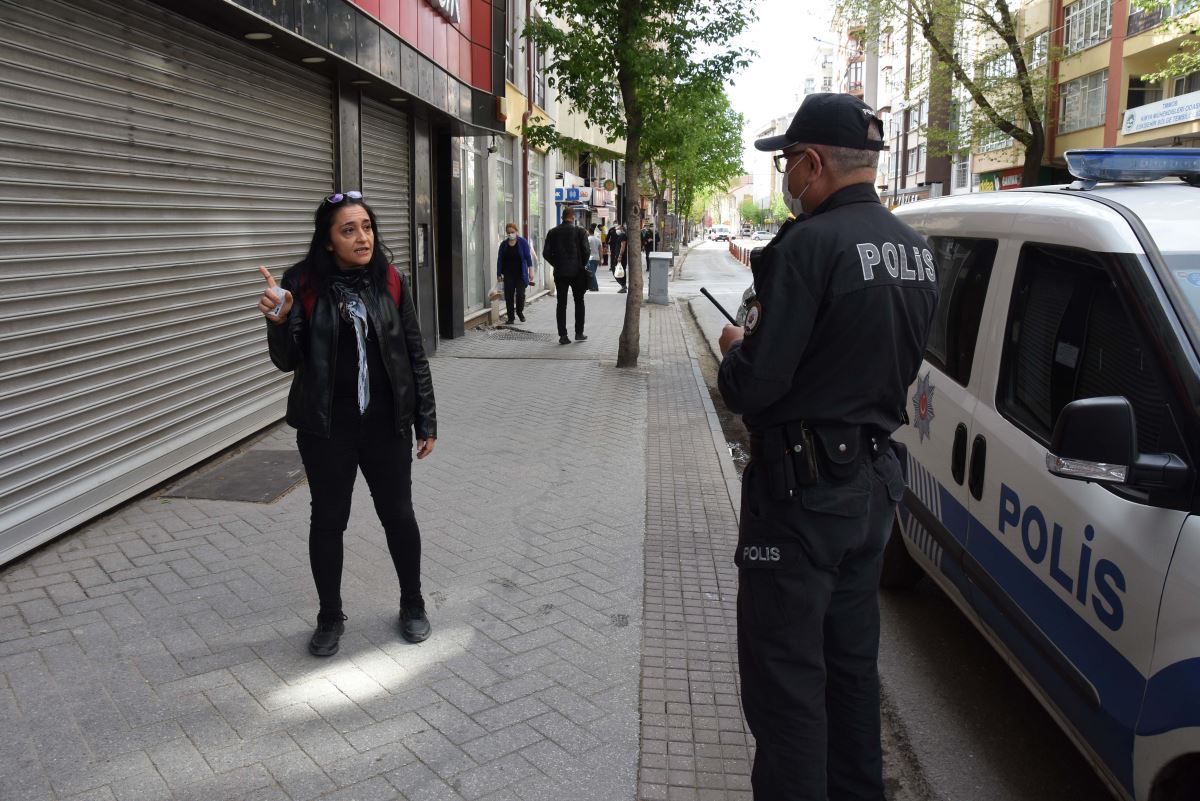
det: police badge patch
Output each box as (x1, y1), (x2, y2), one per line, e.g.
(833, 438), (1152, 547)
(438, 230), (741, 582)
(912, 372), (935, 441)
(744, 301), (762, 335)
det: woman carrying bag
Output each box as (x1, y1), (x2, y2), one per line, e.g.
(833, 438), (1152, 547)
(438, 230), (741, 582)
(258, 191), (437, 657)
(496, 222), (535, 323)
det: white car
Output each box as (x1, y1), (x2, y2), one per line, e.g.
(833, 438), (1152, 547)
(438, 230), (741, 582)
(751, 230), (771, 241)
(885, 149), (1200, 801)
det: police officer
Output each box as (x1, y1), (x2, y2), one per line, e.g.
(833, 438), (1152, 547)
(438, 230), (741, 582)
(717, 93), (938, 801)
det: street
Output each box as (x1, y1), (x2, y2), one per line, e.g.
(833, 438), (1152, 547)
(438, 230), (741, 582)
(679, 239), (1118, 801)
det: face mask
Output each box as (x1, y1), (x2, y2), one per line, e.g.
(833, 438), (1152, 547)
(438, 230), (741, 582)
(507, 232), (516, 241)
(782, 153), (810, 216)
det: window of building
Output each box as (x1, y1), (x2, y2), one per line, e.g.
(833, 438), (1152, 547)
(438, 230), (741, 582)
(978, 125), (1013, 153)
(953, 156), (970, 189)
(997, 244), (1170, 454)
(1063, 0), (1113, 55)
(907, 145), (924, 174)
(532, 22), (547, 108)
(495, 142), (515, 250)
(1028, 30), (1050, 68)
(1128, 0), (1196, 36)
(461, 139), (489, 312)
(1128, 76), (1163, 109)
(822, 76), (833, 92)
(1060, 69), (1108, 133)
(925, 237), (997, 385)
(529, 151), (545, 268)
(1174, 71), (1200, 96)
(847, 60), (863, 90)
(505, 0), (517, 83)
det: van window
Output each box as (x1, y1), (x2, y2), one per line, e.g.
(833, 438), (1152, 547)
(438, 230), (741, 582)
(997, 244), (1170, 453)
(924, 237), (997, 386)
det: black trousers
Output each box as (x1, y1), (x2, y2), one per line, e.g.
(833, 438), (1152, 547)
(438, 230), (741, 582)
(736, 451), (904, 801)
(501, 268), (526, 320)
(296, 404), (423, 619)
(612, 261), (627, 288)
(555, 270), (588, 336)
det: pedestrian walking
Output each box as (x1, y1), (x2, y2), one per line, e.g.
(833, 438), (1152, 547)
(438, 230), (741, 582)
(608, 223), (628, 293)
(496, 222), (535, 323)
(640, 225), (658, 273)
(258, 190), (437, 658)
(543, 206), (592, 344)
(586, 224), (602, 292)
(716, 93), (938, 800)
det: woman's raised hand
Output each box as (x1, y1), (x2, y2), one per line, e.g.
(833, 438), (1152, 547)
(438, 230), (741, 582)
(257, 266), (293, 324)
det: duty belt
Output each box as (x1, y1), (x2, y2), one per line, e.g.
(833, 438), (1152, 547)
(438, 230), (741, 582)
(748, 422), (889, 498)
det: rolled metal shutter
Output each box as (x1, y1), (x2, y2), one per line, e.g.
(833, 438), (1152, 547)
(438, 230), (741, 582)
(0, 0), (334, 563)
(361, 98), (413, 278)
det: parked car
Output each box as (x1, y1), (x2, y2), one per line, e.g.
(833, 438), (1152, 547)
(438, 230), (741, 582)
(751, 230), (771, 241)
(884, 148), (1200, 801)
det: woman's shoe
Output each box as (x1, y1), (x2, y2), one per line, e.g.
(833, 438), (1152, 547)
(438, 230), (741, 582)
(308, 613), (346, 657)
(400, 605), (431, 643)
(517, 312), (526, 322)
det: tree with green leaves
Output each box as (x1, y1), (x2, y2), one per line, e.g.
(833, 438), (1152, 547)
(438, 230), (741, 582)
(835, 0), (1054, 187)
(524, 0), (753, 368)
(767, 192), (790, 227)
(739, 197), (765, 228)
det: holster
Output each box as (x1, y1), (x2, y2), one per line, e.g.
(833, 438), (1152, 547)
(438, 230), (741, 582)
(751, 424), (819, 501)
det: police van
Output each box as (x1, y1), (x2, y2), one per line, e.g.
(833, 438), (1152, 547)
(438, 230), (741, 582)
(885, 149), (1200, 801)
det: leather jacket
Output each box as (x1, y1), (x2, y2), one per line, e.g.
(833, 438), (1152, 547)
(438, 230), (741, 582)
(266, 266), (436, 440)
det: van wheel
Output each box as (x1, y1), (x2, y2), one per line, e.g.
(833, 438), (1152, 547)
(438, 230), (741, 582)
(1152, 757), (1200, 801)
(880, 517), (924, 591)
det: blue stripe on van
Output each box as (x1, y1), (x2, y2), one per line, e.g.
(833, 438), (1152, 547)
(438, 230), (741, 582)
(1138, 657), (1200, 736)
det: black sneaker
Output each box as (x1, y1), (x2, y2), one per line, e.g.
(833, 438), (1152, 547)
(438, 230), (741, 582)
(618, 287), (627, 293)
(400, 605), (431, 643)
(517, 312), (526, 322)
(574, 333), (588, 342)
(308, 613), (346, 657)
(558, 335), (571, 345)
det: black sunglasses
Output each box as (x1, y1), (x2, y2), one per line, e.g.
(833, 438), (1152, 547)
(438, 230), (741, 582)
(326, 190), (364, 204)
(773, 149), (808, 174)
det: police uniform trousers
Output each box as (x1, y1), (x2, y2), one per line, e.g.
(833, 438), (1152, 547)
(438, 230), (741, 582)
(736, 447), (905, 801)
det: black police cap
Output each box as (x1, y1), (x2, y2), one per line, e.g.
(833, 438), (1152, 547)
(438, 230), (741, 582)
(755, 93), (885, 152)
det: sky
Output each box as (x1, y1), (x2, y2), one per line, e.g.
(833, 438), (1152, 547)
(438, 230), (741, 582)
(725, 0), (835, 197)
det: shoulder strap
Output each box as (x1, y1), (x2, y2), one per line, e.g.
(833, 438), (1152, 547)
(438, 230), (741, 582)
(298, 273), (316, 319)
(297, 268), (402, 318)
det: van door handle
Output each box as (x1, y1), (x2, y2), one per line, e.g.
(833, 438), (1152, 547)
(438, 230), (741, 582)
(968, 435), (987, 501)
(951, 423), (968, 485)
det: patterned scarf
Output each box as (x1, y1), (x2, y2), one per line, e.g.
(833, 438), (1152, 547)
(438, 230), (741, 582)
(330, 269), (372, 415)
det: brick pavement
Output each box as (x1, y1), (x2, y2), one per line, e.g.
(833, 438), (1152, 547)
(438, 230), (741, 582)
(0, 282), (754, 801)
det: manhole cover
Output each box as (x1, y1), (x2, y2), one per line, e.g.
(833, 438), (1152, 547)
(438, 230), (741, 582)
(487, 330), (556, 342)
(162, 449), (305, 503)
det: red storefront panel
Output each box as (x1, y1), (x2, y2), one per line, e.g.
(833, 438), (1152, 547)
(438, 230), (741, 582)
(347, 0), (493, 91)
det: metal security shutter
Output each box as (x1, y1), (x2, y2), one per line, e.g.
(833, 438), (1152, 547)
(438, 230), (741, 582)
(361, 98), (413, 277)
(0, 0), (334, 563)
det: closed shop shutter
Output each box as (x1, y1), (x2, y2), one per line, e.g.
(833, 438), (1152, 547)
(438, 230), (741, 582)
(0, 0), (334, 563)
(361, 98), (413, 278)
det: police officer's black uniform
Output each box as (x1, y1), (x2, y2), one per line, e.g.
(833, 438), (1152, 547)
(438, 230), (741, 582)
(718, 93), (938, 801)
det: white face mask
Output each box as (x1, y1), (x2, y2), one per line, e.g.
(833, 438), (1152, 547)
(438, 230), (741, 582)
(507, 232), (517, 240)
(782, 153), (810, 217)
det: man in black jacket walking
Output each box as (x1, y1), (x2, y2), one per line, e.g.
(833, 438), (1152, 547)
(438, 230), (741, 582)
(544, 206), (592, 344)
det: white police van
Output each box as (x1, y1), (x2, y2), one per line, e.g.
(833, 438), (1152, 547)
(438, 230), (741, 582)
(885, 149), (1200, 801)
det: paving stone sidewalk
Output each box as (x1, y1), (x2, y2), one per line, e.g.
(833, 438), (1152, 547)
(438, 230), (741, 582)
(0, 282), (753, 801)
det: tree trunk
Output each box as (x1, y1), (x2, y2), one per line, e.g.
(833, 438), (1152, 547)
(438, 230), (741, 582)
(1022, 128), (1045, 187)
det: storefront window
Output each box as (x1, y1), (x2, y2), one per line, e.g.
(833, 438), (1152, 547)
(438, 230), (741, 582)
(496, 141), (515, 250)
(461, 139), (489, 313)
(529, 151), (545, 266)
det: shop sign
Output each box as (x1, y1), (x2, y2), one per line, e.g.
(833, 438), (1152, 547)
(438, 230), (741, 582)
(427, 0), (460, 24)
(553, 187), (592, 202)
(1121, 89), (1200, 135)
(603, 179), (616, 191)
(999, 169), (1023, 190)
(977, 172), (1000, 192)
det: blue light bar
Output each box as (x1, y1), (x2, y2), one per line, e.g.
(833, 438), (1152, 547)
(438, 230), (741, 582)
(1065, 148), (1200, 183)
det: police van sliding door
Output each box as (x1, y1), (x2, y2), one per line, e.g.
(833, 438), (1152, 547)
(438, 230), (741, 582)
(893, 235), (1001, 607)
(966, 242), (1188, 797)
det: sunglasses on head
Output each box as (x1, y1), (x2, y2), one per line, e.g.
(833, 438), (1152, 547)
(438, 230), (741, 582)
(326, 190), (364, 204)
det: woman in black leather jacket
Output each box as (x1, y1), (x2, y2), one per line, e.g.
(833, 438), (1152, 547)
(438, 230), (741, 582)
(259, 191), (436, 657)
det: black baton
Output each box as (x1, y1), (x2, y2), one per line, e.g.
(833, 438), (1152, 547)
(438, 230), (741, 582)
(700, 287), (737, 325)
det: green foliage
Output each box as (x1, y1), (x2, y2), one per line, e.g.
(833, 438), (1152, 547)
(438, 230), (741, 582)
(739, 198), (765, 227)
(767, 192), (789, 225)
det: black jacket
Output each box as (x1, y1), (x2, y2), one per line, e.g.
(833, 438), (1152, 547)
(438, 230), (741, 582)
(719, 183), (937, 434)
(266, 266), (437, 440)
(543, 222), (590, 277)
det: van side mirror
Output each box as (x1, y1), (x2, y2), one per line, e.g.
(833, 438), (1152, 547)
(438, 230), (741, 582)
(1045, 397), (1190, 490)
